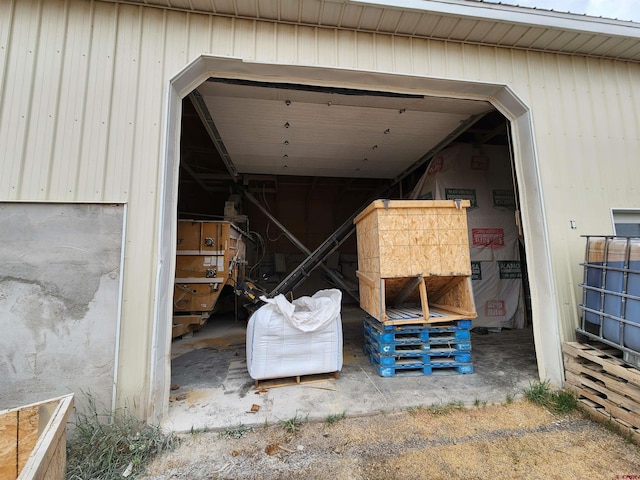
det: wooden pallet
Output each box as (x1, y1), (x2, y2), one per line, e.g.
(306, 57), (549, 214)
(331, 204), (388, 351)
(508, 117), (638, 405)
(563, 341), (640, 442)
(254, 371), (339, 389)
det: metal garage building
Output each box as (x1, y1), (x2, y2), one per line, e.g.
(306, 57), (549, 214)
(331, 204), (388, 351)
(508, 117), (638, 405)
(1, 0), (640, 424)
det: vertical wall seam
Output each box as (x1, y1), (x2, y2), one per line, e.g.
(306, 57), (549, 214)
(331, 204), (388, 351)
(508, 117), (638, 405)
(0, 0), (17, 132)
(45, 0), (71, 199)
(123, 6), (144, 203)
(73, 0), (96, 199)
(16, 0), (44, 199)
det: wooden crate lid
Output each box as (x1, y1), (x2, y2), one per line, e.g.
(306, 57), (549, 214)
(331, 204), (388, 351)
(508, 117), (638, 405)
(353, 199), (471, 225)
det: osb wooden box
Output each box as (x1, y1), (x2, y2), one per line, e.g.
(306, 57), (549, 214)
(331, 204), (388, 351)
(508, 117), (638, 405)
(0, 394), (74, 480)
(354, 199), (476, 325)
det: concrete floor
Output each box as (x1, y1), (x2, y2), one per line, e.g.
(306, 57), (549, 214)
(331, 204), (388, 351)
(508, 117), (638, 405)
(164, 304), (539, 432)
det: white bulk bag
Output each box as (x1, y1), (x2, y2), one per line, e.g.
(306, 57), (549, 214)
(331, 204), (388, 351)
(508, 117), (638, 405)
(246, 289), (343, 380)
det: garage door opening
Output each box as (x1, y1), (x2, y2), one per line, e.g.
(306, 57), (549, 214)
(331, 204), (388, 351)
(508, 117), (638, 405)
(162, 70), (539, 430)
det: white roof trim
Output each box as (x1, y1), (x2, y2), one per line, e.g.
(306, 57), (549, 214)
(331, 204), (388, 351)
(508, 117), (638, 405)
(352, 0), (640, 37)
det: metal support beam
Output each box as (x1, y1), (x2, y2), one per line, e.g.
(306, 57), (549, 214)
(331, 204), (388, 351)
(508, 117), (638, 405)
(179, 153), (217, 198)
(188, 90), (239, 182)
(244, 190), (359, 302)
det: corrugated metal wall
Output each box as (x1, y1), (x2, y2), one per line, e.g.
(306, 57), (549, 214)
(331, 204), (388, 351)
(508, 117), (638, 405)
(2, 0), (639, 416)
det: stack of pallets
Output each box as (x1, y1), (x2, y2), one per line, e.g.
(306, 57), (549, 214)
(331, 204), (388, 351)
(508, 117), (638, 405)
(354, 200), (478, 377)
(363, 316), (474, 377)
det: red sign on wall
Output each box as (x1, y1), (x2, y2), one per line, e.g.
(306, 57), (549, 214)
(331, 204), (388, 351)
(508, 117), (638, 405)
(471, 155), (490, 170)
(485, 300), (506, 317)
(472, 228), (505, 249)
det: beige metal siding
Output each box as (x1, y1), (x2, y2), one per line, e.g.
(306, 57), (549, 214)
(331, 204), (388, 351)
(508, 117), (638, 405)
(2, 0), (640, 417)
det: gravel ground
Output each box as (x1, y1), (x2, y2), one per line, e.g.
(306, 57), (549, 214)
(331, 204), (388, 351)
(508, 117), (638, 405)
(142, 400), (640, 480)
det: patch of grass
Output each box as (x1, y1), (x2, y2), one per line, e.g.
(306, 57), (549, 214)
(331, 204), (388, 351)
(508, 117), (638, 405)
(523, 380), (577, 414)
(427, 401), (465, 415)
(280, 411), (308, 435)
(523, 379), (552, 406)
(553, 390), (578, 414)
(505, 393), (515, 404)
(190, 425), (210, 435)
(407, 405), (425, 415)
(325, 411), (346, 426)
(66, 400), (177, 480)
(218, 424), (254, 439)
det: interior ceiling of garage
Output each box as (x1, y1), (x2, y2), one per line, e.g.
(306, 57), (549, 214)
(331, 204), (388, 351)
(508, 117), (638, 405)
(181, 78), (507, 190)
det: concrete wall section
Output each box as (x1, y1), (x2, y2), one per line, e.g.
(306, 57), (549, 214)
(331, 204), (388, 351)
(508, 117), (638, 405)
(0, 203), (124, 412)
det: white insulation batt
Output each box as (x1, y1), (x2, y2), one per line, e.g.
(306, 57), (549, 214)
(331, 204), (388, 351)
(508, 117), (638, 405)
(246, 289), (343, 380)
(414, 144), (526, 330)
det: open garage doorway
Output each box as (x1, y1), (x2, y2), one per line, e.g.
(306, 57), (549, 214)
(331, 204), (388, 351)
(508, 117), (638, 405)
(152, 56), (561, 428)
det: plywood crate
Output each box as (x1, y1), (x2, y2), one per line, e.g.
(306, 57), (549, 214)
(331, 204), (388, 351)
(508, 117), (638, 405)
(354, 200), (476, 325)
(0, 394), (74, 480)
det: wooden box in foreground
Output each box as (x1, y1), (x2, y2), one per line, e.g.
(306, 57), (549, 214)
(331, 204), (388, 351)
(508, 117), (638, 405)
(0, 394), (74, 480)
(354, 200), (476, 325)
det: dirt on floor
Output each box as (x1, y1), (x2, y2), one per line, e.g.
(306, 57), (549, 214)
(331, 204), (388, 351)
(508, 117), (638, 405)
(142, 400), (640, 480)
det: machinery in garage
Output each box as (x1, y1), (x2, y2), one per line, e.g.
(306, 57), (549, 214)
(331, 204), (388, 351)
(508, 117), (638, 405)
(172, 219), (251, 338)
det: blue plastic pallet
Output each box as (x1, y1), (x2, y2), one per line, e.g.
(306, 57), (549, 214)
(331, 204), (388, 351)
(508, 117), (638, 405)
(363, 337), (472, 356)
(366, 347), (472, 366)
(375, 361), (474, 377)
(364, 315), (473, 332)
(363, 319), (471, 344)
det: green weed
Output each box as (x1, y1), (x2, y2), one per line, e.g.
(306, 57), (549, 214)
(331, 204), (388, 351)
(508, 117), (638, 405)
(325, 411), (346, 426)
(427, 401), (464, 415)
(523, 380), (577, 414)
(280, 411), (308, 435)
(66, 399), (177, 480)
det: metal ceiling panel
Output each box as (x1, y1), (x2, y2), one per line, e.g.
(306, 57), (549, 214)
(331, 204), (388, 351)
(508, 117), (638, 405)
(197, 80), (492, 179)
(257, 1), (281, 20)
(235, 0), (259, 17)
(376, 8), (404, 33)
(449, 18), (481, 41)
(424, 16), (463, 39)
(318, 2), (344, 26)
(493, 24), (530, 45)
(339, 4), (366, 29)
(394, 10), (423, 35)
(466, 20), (512, 44)
(527, 29), (567, 51)
(299, 0), (323, 24)
(166, 0), (194, 8)
(358, 6), (385, 31)
(189, 1), (218, 12)
(594, 38), (640, 60)
(511, 27), (548, 48)
(210, 0), (236, 14)
(543, 31), (581, 52)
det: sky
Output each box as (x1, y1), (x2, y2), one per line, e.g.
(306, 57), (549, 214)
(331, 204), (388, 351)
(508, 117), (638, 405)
(490, 0), (640, 22)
